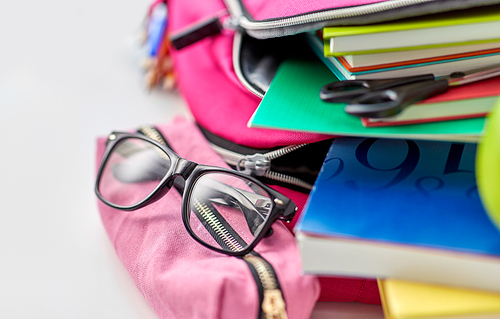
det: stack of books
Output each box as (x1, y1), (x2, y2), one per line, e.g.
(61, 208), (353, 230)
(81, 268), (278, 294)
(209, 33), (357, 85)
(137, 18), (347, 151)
(318, 9), (500, 81)
(292, 134), (500, 318)
(245, 6), (500, 319)
(305, 8), (500, 128)
(248, 7), (500, 140)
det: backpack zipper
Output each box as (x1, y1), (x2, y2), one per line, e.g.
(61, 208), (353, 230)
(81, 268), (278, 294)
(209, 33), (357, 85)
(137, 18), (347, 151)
(209, 142), (314, 191)
(140, 123), (313, 190)
(224, 0), (437, 38)
(138, 124), (288, 319)
(171, 0), (500, 94)
(172, 0), (444, 50)
(224, 0), (500, 38)
(172, 0), (500, 46)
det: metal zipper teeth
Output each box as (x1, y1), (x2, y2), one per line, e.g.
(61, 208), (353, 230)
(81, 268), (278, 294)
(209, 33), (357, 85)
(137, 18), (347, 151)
(210, 142), (308, 165)
(195, 195), (286, 318)
(244, 255), (278, 290)
(263, 171), (312, 191)
(140, 124), (311, 191)
(209, 142), (249, 166)
(266, 144), (308, 160)
(193, 199), (245, 251)
(138, 125), (168, 145)
(227, 0), (437, 31)
(138, 125), (173, 160)
(231, 0), (497, 96)
(209, 142), (313, 190)
(244, 255), (287, 319)
(139, 127), (286, 317)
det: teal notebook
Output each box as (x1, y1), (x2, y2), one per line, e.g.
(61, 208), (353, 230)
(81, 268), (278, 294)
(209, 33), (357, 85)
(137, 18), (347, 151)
(248, 58), (486, 142)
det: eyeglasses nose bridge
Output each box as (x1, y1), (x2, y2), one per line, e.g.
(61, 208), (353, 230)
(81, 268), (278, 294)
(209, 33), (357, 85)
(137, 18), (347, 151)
(173, 158), (197, 180)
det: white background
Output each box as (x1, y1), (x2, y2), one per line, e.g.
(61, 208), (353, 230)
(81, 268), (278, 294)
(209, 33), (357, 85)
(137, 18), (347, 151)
(0, 0), (383, 317)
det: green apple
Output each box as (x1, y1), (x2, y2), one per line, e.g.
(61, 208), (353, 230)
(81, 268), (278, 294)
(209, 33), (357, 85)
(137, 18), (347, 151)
(477, 98), (500, 231)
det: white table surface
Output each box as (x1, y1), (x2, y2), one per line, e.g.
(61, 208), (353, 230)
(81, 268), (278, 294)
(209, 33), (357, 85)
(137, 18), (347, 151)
(0, 0), (383, 317)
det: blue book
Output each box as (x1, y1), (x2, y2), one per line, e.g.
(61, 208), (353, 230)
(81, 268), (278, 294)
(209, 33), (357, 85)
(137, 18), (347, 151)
(295, 137), (500, 292)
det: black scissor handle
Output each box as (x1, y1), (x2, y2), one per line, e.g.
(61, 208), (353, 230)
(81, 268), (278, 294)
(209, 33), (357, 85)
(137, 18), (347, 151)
(345, 78), (450, 118)
(320, 74), (436, 103)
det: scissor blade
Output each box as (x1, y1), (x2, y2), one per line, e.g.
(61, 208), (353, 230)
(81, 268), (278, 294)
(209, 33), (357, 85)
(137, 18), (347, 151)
(447, 63), (500, 86)
(320, 74), (435, 103)
(345, 78), (450, 118)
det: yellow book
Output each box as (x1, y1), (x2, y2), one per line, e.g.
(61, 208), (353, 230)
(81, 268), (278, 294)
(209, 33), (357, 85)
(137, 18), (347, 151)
(378, 279), (500, 319)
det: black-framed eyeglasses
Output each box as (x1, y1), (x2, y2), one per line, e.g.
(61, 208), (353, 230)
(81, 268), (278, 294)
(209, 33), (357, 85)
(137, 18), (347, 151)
(95, 132), (297, 256)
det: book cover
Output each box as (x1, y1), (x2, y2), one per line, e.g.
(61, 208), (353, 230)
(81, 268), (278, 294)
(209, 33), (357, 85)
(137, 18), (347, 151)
(308, 32), (500, 80)
(294, 137), (500, 292)
(342, 42), (500, 69)
(361, 96), (497, 127)
(323, 9), (500, 56)
(339, 47), (500, 73)
(248, 58), (487, 143)
(378, 279), (500, 319)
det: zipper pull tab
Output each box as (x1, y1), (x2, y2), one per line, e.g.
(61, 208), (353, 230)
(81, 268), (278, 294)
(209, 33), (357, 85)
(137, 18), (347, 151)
(237, 154), (270, 176)
(262, 289), (288, 319)
(170, 10), (230, 50)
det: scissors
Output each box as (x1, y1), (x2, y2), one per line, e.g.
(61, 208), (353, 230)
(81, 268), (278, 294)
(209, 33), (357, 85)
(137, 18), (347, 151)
(320, 64), (500, 118)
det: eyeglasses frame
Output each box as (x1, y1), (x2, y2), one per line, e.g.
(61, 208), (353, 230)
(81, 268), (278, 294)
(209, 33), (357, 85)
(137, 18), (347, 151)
(94, 131), (297, 256)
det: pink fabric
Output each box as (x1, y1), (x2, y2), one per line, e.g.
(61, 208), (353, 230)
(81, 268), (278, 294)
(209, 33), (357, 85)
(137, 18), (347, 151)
(96, 118), (321, 318)
(240, 0), (389, 21)
(168, 0), (333, 149)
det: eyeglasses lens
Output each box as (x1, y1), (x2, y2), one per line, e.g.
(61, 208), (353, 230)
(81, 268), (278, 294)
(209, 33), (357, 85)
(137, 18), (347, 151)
(188, 172), (273, 253)
(98, 137), (171, 207)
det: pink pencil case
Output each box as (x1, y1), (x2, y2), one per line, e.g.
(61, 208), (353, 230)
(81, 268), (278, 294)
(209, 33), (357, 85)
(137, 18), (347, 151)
(95, 118), (321, 318)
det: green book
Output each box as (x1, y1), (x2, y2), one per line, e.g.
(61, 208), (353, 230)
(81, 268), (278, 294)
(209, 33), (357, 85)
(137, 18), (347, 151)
(248, 58), (487, 142)
(323, 9), (500, 56)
